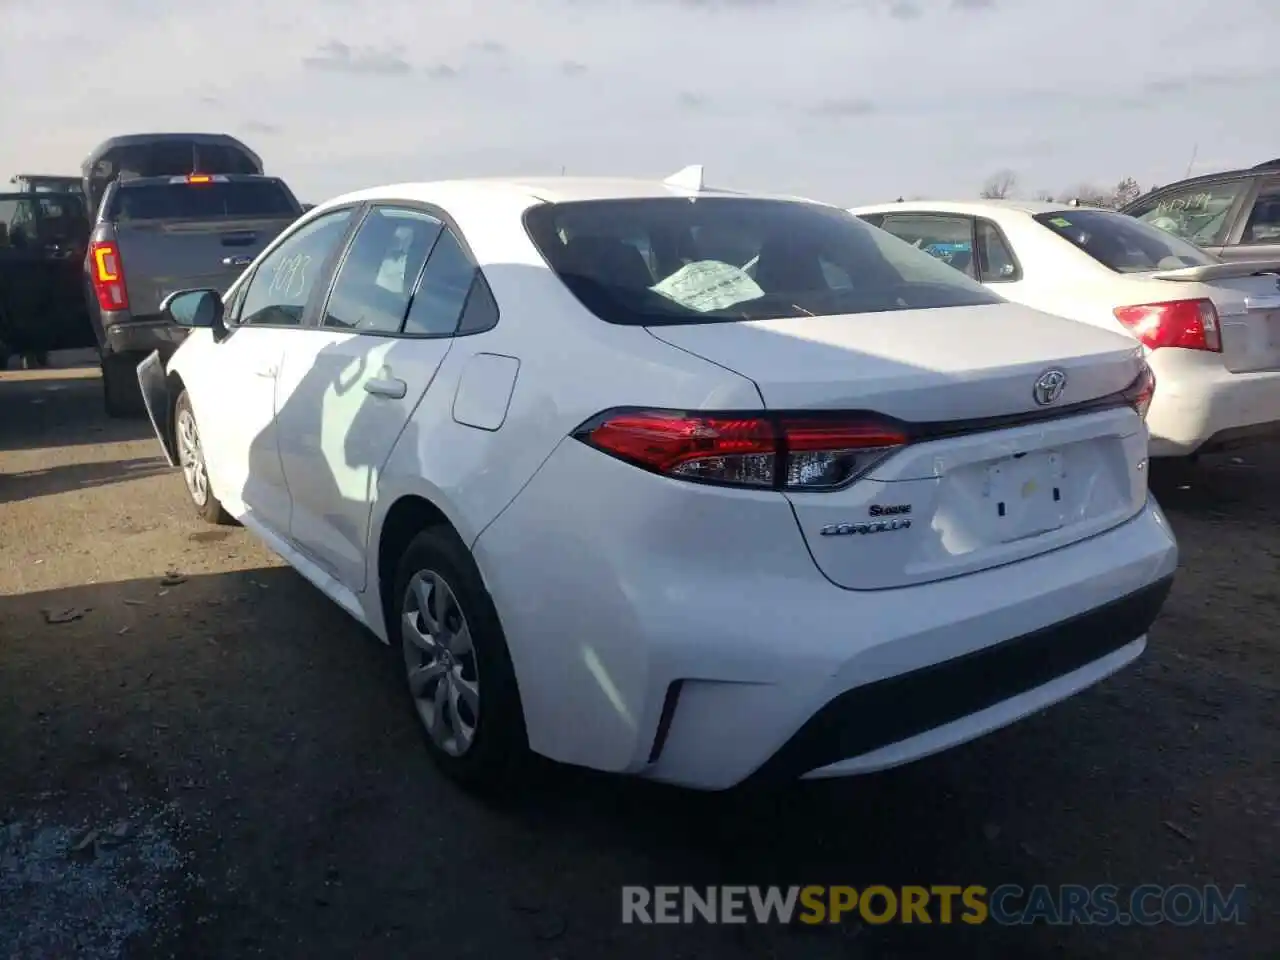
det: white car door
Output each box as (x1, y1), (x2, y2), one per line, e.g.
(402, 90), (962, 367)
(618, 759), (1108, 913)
(197, 207), (359, 532)
(273, 205), (492, 590)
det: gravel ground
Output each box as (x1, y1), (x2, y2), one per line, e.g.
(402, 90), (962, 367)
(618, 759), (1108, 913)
(0, 354), (1276, 959)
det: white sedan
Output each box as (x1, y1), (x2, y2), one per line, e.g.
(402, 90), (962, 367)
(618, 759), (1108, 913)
(851, 199), (1280, 458)
(136, 169), (1177, 793)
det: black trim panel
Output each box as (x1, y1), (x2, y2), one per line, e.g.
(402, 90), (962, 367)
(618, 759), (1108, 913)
(748, 574), (1173, 783)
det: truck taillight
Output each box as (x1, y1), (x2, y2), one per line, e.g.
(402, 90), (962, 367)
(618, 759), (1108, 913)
(89, 240), (129, 312)
(573, 409), (907, 490)
(1114, 299), (1221, 352)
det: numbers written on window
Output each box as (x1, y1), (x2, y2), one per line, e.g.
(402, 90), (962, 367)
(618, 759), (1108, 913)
(240, 209), (354, 327)
(1129, 180), (1248, 247)
(323, 207), (443, 333)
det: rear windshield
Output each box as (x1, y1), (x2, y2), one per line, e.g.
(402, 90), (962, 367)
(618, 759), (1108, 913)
(523, 197), (1003, 325)
(108, 180), (299, 221)
(1033, 208), (1217, 274)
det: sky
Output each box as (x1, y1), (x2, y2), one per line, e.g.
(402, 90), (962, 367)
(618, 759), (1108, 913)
(2, 0), (1278, 206)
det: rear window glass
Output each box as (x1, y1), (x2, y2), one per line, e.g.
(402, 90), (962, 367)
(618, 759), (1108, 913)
(523, 197), (1002, 325)
(108, 180), (299, 221)
(1033, 209), (1217, 273)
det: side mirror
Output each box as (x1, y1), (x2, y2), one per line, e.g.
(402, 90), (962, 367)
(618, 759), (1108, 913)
(161, 288), (224, 331)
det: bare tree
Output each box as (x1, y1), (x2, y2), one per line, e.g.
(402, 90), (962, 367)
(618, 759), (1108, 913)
(1110, 177), (1141, 209)
(979, 170), (1018, 199)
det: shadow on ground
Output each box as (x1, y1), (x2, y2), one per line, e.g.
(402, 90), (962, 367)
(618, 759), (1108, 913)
(0, 371), (154, 453)
(0, 456), (173, 505)
(0, 563), (1273, 959)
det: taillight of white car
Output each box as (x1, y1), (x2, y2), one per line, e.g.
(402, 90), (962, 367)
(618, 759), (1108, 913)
(1113, 299), (1222, 353)
(573, 411), (906, 490)
(574, 368), (1156, 492)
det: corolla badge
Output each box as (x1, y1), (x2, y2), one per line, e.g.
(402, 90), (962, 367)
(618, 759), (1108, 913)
(1032, 368), (1068, 406)
(820, 518), (912, 536)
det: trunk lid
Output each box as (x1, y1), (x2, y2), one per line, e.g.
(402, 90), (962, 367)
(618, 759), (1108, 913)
(646, 302), (1144, 420)
(1147, 265), (1280, 374)
(113, 215), (295, 315)
(648, 302), (1150, 590)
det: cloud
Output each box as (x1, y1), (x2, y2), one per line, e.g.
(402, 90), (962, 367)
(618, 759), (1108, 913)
(1, 0), (1275, 209)
(810, 97), (875, 118)
(301, 40), (412, 76)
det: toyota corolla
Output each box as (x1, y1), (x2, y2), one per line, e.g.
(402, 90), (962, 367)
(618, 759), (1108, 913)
(135, 167), (1177, 792)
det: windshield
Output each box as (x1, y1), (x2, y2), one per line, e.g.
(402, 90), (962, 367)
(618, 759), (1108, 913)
(1033, 208), (1218, 274)
(108, 180), (299, 221)
(523, 197), (1003, 325)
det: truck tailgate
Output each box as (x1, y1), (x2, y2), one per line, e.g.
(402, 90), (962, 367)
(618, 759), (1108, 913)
(115, 215), (296, 315)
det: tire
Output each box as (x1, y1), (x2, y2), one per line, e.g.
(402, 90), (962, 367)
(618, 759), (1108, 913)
(391, 526), (529, 792)
(102, 353), (145, 418)
(173, 390), (233, 525)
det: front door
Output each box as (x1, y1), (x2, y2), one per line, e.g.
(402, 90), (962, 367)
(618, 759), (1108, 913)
(275, 206), (485, 589)
(197, 207), (359, 535)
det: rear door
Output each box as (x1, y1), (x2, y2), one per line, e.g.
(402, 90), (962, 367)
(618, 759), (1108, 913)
(876, 213), (978, 279)
(31, 193), (93, 350)
(0, 195), (54, 350)
(274, 205), (489, 590)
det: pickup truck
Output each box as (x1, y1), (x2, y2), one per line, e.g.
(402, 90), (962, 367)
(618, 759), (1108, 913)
(86, 172), (302, 415)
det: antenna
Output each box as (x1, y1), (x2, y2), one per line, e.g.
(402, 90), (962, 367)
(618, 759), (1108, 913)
(1184, 142), (1198, 179)
(663, 164), (705, 192)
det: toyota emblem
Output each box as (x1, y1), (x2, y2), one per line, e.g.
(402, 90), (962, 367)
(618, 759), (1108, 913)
(1033, 368), (1067, 406)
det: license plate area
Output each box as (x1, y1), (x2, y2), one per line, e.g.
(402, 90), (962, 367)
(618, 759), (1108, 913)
(985, 450), (1066, 542)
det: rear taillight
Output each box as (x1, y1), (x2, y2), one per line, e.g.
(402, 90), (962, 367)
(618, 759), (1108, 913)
(89, 240), (129, 312)
(573, 409), (907, 490)
(1113, 299), (1221, 352)
(1121, 364), (1156, 420)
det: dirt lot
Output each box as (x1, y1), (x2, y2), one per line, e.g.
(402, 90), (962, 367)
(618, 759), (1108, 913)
(0, 354), (1276, 959)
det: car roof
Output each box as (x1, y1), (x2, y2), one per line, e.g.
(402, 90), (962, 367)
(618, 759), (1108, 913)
(850, 198), (1081, 218)
(318, 174), (827, 211)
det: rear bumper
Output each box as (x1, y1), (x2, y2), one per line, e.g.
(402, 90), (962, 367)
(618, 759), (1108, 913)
(750, 575), (1170, 784)
(1146, 350), (1280, 456)
(100, 313), (189, 360)
(475, 438), (1180, 790)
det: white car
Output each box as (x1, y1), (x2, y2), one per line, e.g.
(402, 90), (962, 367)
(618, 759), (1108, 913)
(850, 199), (1280, 458)
(136, 169), (1177, 793)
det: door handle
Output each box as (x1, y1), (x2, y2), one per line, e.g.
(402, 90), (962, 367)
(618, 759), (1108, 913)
(364, 377), (407, 399)
(254, 366), (278, 378)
